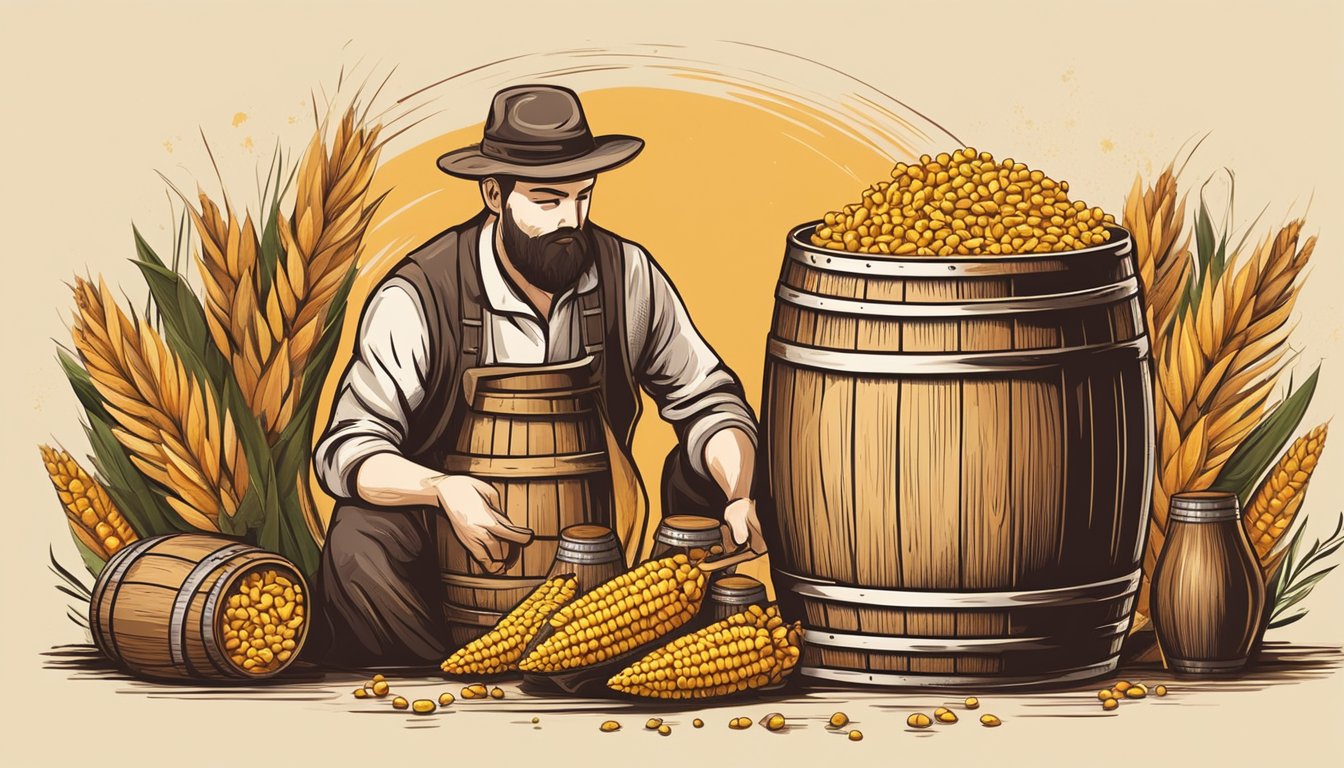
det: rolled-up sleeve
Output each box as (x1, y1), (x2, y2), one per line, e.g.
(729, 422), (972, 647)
(313, 278), (431, 499)
(624, 243), (758, 480)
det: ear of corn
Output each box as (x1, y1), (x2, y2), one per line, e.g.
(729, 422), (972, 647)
(39, 445), (138, 560)
(441, 575), (578, 675)
(606, 604), (803, 700)
(1244, 424), (1327, 561)
(518, 555), (706, 673)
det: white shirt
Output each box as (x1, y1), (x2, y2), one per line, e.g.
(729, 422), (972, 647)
(314, 217), (758, 498)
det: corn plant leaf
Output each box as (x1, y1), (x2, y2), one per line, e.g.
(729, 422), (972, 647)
(1269, 512), (1344, 626)
(132, 226), (228, 385)
(256, 145), (298, 294)
(82, 410), (192, 537)
(49, 545), (96, 595)
(1267, 611), (1309, 630)
(1211, 365), (1320, 506)
(57, 349), (110, 424)
(68, 534), (106, 580)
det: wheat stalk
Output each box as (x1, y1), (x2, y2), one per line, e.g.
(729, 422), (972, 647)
(1124, 164), (1192, 342)
(188, 106), (381, 444)
(70, 276), (248, 531)
(275, 106), (383, 374)
(1137, 221), (1316, 616)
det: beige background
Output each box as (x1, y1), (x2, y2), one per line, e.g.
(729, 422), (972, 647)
(2, 0), (1341, 764)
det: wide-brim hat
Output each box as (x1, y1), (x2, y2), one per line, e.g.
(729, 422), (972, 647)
(438, 84), (644, 180)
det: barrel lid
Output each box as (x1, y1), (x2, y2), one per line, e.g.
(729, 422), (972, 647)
(558, 525), (620, 555)
(1170, 491), (1239, 521)
(710, 575), (767, 604)
(655, 516), (722, 546)
(560, 524), (616, 542)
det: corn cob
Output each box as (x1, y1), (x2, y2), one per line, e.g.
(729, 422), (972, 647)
(1243, 424), (1327, 560)
(606, 604), (803, 699)
(518, 555), (706, 673)
(441, 575), (578, 675)
(39, 445), (137, 560)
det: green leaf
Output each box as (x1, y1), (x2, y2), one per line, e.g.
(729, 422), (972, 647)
(69, 534), (106, 579)
(57, 349), (110, 424)
(132, 226), (227, 385)
(82, 411), (191, 537)
(1211, 365), (1321, 506)
(1267, 611), (1309, 630)
(49, 545), (95, 595)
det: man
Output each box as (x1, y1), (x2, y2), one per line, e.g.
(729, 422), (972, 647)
(308, 84), (765, 668)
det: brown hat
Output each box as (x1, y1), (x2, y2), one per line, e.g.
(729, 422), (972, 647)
(437, 85), (644, 180)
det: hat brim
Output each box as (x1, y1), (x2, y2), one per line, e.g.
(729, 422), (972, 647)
(437, 135), (644, 180)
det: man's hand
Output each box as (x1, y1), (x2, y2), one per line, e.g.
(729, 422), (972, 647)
(722, 497), (767, 556)
(434, 475), (534, 573)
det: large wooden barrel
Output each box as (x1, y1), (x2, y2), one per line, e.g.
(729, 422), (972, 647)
(438, 359), (616, 648)
(89, 533), (309, 682)
(761, 222), (1153, 688)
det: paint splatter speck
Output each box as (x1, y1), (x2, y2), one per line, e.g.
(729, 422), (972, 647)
(241, 136), (254, 151)
(1100, 138), (1116, 153)
(232, 112), (249, 127)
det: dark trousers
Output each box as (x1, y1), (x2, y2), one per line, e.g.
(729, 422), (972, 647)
(306, 444), (725, 670)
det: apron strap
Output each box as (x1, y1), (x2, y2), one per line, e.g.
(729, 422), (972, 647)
(579, 287), (605, 357)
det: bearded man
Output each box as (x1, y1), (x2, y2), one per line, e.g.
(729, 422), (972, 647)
(307, 84), (764, 668)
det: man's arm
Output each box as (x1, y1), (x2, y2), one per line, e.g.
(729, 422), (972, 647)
(623, 243), (765, 552)
(313, 279), (531, 572)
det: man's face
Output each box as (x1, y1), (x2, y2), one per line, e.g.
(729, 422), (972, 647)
(486, 176), (598, 293)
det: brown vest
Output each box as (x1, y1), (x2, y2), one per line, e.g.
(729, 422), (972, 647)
(383, 210), (644, 472)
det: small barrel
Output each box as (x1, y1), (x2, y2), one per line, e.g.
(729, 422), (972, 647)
(651, 515), (724, 559)
(89, 533), (309, 682)
(547, 524), (625, 594)
(1152, 492), (1265, 675)
(707, 575), (769, 622)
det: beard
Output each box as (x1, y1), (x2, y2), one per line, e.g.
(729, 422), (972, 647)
(499, 205), (596, 293)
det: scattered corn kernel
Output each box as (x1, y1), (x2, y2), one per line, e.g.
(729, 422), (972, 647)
(693, 718), (704, 728)
(1098, 689), (1113, 701)
(1103, 699), (1119, 711)
(490, 687), (505, 699)
(645, 718), (663, 730)
(600, 720), (621, 732)
(372, 673), (385, 683)
(658, 724), (671, 736)
(907, 713), (932, 729)
(371, 680), (389, 697)
(392, 696), (408, 710)
(412, 699), (435, 714)
(980, 714), (1002, 727)
(848, 730), (863, 742)
(1156, 685), (1168, 697)
(829, 712), (850, 728)
(1125, 684), (1148, 699)
(964, 697), (979, 709)
(761, 713), (786, 731)
(439, 693), (454, 707)
(532, 717), (540, 724)
(353, 688), (368, 699)
(934, 707), (958, 724)
(730, 716), (753, 729)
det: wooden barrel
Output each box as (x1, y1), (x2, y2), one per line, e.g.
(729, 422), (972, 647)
(546, 524), (625, 593)
(438, 359), (615, 649)
(761, 222), (1153, 688)
(89, 533), (309, 682)
(707, 575), (769, 622)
